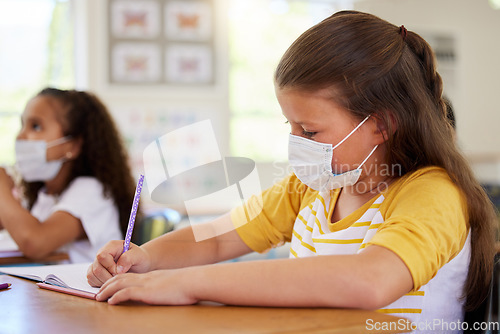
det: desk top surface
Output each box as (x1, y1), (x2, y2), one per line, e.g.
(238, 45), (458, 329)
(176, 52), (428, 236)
(0, 275), (409, 334)
(0, 230), (69, 264)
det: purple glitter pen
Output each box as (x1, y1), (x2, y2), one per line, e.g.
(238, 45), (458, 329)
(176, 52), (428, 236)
(122, 174), (144, 253)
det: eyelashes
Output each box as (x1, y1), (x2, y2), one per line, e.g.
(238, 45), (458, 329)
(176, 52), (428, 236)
(284, 120), (316, 138)
(30, 122), (42, 131)
(302, 130), (317, 138)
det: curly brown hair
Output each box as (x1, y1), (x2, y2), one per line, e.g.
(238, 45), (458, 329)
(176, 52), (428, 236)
(22, 87), (138, 236)
(275, 10), (497, 311)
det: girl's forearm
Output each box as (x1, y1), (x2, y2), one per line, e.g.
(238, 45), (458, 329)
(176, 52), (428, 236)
(0, 192), (45, 255)
(141, 213), (253, 271)
(0, 189), (84, 258)
(187, 246), (413, 309)
(141, 226), (219, 270)
(188, 257), (365, 308)
(0, 191), (38, 238)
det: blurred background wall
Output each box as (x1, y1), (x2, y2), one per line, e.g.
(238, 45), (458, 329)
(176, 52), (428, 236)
(1, 0), (499, 213)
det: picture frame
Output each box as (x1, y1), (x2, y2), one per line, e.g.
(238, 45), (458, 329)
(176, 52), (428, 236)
(165, 44), (212, 83)
(108, 0), (215, 85)
(110, 0), (161, 39)
(111, 42), (162, 83)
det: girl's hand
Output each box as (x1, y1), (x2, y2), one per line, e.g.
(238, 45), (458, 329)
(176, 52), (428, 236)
(87, 240), (152, 287)
(95, 269), (198, 305)
(0, 168), (14, 196)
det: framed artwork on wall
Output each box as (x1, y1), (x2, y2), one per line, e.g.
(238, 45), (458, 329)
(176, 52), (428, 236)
(112, 42), (162, 83)
(108, 0), (214, 85)
(165, 1), (212, 41)
(165, 44), (212, 83)
(110, 0), (161, 39)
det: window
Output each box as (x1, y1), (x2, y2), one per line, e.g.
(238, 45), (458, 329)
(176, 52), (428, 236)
(228, 0), (351, 162)
(0, 0), (74, 165)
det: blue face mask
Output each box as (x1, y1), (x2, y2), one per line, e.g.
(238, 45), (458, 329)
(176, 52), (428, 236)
(15, 136), (72, 182)
(288, 115), (377, 192)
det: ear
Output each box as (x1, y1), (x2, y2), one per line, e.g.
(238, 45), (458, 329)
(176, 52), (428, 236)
(370, 111), (397, 145)
(65, 137), (83, 160)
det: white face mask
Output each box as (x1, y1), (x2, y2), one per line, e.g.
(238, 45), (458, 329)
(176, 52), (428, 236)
(15, 137), (72, 182)
(288, 115), (378, 192)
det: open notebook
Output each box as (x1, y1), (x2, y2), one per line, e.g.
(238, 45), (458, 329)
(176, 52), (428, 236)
(0, 262), (99, 299)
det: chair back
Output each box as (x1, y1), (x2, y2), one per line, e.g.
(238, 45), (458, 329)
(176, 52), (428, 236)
(132, 208), (181, 245)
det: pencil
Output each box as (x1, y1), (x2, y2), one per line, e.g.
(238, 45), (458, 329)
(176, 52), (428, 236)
(0, 283), (12, 290)
(122, 174), (144, 253)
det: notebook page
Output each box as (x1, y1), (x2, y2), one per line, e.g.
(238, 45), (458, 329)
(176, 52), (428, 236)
(39, 263), (99, 293)
(1, 262), (99, 294)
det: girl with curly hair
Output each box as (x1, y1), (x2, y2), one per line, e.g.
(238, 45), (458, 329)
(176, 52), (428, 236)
(0, 87), (137, 263)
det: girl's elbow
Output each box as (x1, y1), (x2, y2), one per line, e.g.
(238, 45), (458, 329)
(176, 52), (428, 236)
(17, 236), (51, 260)
(349, 279), (397, 310)
(316, 282), (391, 310)
(359, 288), (391, 310)
(367, 285), (412, 311)
(18, 244), (41, 259)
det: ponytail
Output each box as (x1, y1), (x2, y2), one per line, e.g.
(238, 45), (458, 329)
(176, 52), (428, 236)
(404, 32), (449, 124)
(275, 10), (497, 310)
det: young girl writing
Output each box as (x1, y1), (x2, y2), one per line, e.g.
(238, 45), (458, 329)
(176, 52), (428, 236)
(0, 88), (137, 263)
(87, 11), (497, 328)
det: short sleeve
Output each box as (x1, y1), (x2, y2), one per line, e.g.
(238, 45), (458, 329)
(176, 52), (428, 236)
(366, 167), (469, 290)
(231, 174), (315, 253)
(53, 177), (122, 250)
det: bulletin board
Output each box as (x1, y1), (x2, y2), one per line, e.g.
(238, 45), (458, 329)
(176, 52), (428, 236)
(111, 105), (225, 175)
(107, 0), (215, 85)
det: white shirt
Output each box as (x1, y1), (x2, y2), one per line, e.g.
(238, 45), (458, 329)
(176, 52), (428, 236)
(290, 191), (470, 334)
(31, 177), (122, 263)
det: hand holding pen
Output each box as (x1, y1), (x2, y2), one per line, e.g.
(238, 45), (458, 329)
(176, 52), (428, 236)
(87, 174), (150, 287)
(87, 240), (152, 287)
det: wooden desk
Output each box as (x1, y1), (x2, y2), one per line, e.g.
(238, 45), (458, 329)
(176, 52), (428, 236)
(0, 250), (69, 265)
(0, 276), (410, 334)
(0, 231), (69, 265)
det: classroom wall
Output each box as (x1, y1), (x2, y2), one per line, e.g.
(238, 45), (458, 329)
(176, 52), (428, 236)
(354, 0), (500, 183)
(73, 0), (500, 199)
(73, 0), (230, 171)
(258, 0), (500, 186)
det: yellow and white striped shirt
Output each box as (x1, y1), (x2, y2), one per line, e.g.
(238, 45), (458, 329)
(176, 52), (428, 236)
(233, 166), (469, 330)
